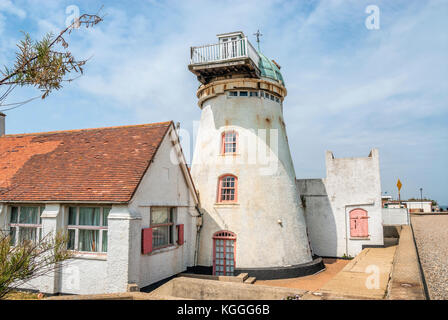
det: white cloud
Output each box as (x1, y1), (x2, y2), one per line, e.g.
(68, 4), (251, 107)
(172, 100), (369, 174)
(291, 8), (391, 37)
(0, 0), (26, 19)
(1, 0), (447, 203)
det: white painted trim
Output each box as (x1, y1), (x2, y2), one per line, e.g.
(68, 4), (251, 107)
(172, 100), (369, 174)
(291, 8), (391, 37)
(168, 124), (200, 205)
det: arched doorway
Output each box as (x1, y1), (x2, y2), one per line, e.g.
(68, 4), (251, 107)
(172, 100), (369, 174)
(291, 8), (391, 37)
(213, 230), (236, 276)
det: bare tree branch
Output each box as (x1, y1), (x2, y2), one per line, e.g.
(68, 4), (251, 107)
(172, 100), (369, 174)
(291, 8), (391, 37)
(0, 7), (104, 111)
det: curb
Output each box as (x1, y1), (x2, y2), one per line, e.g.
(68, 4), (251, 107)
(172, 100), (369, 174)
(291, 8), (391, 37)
(409, 220), (430, 300)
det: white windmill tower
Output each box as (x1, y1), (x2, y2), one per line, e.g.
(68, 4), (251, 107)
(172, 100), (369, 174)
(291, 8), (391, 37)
(188, 31), (322, 278)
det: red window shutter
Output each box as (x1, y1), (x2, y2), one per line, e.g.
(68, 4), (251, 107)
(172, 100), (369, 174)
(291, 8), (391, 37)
(142, 228), (153, 254)
(177, 224), (184, 245)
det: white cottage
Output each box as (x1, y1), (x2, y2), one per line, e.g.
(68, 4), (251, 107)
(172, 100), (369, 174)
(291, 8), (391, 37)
(0, 120), (200, 295)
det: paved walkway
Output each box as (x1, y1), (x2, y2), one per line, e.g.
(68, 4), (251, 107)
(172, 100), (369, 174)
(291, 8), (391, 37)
(255, 258), (350, 291)
(310, 245), (397, 299)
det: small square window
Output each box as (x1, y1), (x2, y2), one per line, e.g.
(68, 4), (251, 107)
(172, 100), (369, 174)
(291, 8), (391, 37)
(250, 91), (258, 97)
(239, 91), (248, 97)
(229, 91), (237, 97)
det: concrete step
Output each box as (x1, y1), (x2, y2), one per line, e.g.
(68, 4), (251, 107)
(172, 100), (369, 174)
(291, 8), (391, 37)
(236, 273), (249, 282)
(244, 277), (256, 284)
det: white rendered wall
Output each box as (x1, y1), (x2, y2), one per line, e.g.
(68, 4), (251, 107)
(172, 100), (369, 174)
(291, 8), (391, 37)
(382, 208), (410, 225)
(192, 92), (312, 269)
(297, 149), (384, 258)
(128, 128), (198, 288)
(60, 258), (108, 294)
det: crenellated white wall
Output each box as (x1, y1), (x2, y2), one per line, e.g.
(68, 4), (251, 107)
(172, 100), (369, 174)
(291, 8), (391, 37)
(297, 149), (384, 258)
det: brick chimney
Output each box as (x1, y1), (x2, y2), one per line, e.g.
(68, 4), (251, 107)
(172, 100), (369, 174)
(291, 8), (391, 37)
(0, 112), (5, 136)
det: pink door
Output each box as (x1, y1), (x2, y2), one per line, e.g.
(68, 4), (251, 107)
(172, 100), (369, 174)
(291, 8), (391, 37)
(350, 209), (369, 237)
(213, 231), (236, 276)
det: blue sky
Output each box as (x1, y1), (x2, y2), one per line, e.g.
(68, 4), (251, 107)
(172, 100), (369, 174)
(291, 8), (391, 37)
(0, 0), (447, 204)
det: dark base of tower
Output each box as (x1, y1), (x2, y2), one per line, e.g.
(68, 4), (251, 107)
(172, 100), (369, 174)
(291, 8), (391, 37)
(235, 256), (325, 280)
(186, 256), (325, 280)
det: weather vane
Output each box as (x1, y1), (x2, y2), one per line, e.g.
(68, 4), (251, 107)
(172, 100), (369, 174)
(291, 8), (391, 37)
(253, 29), (263, 51)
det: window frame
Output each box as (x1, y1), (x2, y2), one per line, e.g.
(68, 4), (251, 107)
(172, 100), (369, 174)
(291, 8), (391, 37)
(67, 206), (110, 254)
(150, 207), (176, 250)
(221, 131), (238, 155)
(8, 205), (44, 246)
(213, 230), (237, 276)
(249, 91), (259, 97)
(217, 174), (238, 203)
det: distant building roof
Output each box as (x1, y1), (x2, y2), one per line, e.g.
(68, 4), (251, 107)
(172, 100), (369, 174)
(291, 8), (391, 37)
(404, 200), (432, 203)
(0, 122), (172, 203)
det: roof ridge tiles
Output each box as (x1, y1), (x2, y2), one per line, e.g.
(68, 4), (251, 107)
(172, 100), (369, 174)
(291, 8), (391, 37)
(1, 121), (173, 138)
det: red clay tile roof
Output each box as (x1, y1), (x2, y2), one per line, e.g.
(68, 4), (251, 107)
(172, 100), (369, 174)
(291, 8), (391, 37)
(0, 122), (172, 203)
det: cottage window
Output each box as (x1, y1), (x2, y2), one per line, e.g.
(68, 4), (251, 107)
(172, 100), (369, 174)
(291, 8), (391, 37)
(218, 175), (238, 203)
(150, 207), (175, 249)
(8, 206), (43, 246)
(67, 206), (110, 253)
(221, 131), (238, 154)
(239, 91), (248, 96)
(229, 91), (238, 97)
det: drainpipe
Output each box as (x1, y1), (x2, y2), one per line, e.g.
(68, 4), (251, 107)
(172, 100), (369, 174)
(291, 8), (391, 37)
(194, 204), (203, 267)
(344, 202), (375, 257)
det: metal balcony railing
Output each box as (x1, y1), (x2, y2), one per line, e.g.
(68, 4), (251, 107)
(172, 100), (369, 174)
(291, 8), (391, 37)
(190, 37), (260, 67)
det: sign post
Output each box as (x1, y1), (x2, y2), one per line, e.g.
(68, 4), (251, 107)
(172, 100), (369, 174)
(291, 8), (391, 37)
(397, 179), (402, 208)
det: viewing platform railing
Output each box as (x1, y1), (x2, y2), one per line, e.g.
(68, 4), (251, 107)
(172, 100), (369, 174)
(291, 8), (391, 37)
(190, 37), (260, 67)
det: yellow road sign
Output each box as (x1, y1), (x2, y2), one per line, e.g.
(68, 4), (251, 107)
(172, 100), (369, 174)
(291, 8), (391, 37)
(397, 179), (402, 191)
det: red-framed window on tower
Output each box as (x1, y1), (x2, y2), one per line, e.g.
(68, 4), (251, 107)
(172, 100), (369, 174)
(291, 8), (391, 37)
(221, 131), (238, 154)
(213, 230), (236, 276)
(217, 175), (238, 203)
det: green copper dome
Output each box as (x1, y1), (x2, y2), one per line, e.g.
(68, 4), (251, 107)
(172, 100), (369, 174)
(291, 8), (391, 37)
(257, 52), (284, 86)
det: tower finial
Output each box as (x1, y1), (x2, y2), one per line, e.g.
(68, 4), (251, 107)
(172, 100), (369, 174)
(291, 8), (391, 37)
(253, 29), (263, 51)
